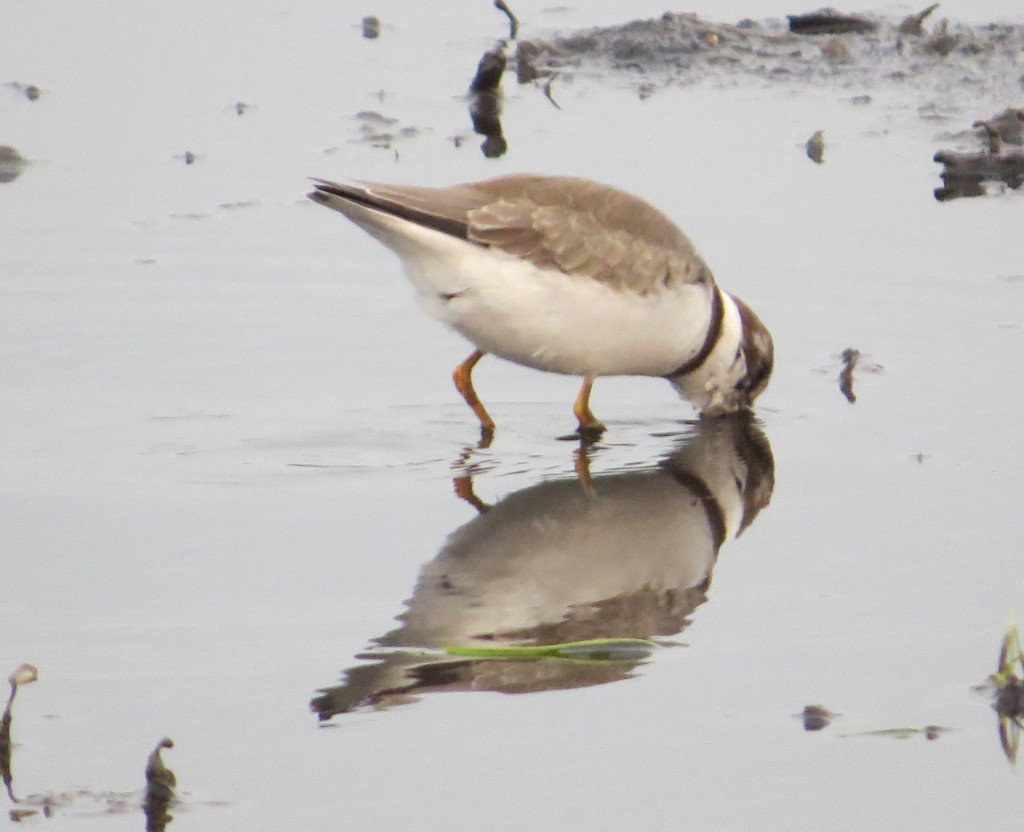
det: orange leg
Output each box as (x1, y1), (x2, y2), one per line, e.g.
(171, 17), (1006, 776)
(573, 376), (606, 438)
(452, 349), (496, 436)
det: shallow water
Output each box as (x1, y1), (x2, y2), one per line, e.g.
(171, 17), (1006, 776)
(2, 1), (1024, 829)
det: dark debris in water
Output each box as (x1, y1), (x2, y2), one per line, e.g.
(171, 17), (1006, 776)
(470, 47), (507, 95)
(494, 0), (519, 41)
(800, 704), (837, 731)
(344, 110), (421, 150)
(996, 680), (1024, 719)
(144, 738), (177, 832)
(361, 16), (381, 40)
(1, 661), (203, 826)
(838, 347), (859, 403)
(899, 3), (940, 36)
(988, 620), (1024, 762)
(934, 148), (1024, 199)
(468, 45), (508, 158)
(995, 680), (1024, 762)
(0, 145), (28, 184)
(787, 9), (877, 35)
(934, 108), (1024, 200)
(6, 81), (42, 102)
(805, 130), (825, 163)
(832, 348), (883, 403)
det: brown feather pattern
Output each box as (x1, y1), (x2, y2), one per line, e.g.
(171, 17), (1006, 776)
(338, 175), (715, 296)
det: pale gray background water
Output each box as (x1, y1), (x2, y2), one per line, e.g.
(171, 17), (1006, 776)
(2, 1), (1023, 829)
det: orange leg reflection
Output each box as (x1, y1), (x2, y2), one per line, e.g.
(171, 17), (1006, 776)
(573, 439), (598, 499)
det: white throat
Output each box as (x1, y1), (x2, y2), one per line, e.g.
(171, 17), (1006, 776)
(670, 291), (747, 415)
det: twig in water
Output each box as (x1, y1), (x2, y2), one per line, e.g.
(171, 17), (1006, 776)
(542, 77), (562, 110)
(494, 0), (519, 41)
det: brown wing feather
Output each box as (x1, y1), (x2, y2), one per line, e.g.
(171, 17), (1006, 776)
(466, 176), (715, 294)
(318, 175), (714, 295)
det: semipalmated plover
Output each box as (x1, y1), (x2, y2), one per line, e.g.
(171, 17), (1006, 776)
(309, 174), (773, 437)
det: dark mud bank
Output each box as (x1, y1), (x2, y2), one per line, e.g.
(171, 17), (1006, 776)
(514, 9), (1024, 96)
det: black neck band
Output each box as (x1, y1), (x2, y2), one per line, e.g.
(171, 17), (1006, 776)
(668, 287), (725, 378)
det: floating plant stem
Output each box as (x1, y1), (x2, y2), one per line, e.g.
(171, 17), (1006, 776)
(445, 638), (657, 662)
(2, 663), (38, 802)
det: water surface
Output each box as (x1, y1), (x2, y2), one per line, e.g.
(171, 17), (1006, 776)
(2, 1), (1023, 829)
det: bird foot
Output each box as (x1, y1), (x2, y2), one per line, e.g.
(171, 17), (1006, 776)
(557, 424), (606, 444)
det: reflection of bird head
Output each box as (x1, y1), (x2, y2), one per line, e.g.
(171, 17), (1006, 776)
(663, 413), (775, 539)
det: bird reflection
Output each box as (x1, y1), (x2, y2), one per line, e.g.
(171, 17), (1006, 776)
(311, 416), (774, 720)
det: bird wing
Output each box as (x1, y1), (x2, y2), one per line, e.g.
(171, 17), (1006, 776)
(311, 175), (715, 295)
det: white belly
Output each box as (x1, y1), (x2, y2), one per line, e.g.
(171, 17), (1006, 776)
(333, 199), (716, 378)
(390, 221), (714, 378)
